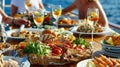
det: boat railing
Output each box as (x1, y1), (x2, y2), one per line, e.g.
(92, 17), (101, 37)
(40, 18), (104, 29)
(109, 22), (120, 30)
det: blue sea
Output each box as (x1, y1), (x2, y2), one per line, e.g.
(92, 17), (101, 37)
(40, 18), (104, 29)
(3, 0), (120, 32)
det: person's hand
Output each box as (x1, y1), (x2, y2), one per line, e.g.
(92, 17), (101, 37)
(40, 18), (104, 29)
(14, 18), (31, 27)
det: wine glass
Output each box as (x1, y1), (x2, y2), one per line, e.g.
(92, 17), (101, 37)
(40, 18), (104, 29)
(87, 8), (99, 23)
(87, 8), (99, 47)
(24, 0), (32, 13)
(33, 10), (44, 28)
(52, 5), (62, 28)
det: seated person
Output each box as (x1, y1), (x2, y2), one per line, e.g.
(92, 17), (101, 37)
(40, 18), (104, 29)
(11, 0), (45, 16)
(62, 0), (108, 27)
(0, 8), (30, 27)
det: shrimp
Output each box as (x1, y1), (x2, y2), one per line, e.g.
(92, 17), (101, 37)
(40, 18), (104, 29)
(93, 59), (105, 67)
(93, 59), (99, 66)
(94, 57), (107, 66)
(116, 64), (120, 67)
(116, 59), (120, 64)
(110, 58), (119, 66)
(100, 55), (113, 67)
(97, 63), (106, 67)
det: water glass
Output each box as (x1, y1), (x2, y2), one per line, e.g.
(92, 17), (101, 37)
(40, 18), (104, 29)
(52, 5), (62, 28)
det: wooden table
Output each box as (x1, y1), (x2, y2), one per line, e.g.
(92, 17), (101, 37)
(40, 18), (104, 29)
(5, 34), (106, 67)
(6, 26), (117, 67)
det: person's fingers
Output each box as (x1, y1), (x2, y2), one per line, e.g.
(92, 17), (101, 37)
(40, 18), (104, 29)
(24, 20), (31, 27)
(16, 19), (31, 27)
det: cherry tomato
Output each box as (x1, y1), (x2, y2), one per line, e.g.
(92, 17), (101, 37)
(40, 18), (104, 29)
(44, 16), (51, 21)
(20, 44), (26, 49)
(52, 47), (62, 55)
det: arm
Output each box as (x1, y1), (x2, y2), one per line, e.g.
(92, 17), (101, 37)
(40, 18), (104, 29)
(78, 0), (108, 27)
(0, 8), (30, 27)
(38, 0), (46, 11)
(39, 2), (45, 10)
(62, 2), (77, 15)
(11, 5), (18, 17)
(0, 8), (12, 25)
(93, 1), (109, 27)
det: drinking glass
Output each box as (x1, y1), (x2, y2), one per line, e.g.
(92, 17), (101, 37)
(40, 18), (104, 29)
(87, 8), (99, 46)
(87, 8), (99, 23)
(24, 0), (32, 13)
(52, 5), (62, 28)
(33, 10), (44, 28)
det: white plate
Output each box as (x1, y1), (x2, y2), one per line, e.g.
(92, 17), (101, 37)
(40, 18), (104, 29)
(77, 59), (92, 67)
(6, 28), (44, 40)
(70, 26), (110, 35)
(3, 56), (30, 67)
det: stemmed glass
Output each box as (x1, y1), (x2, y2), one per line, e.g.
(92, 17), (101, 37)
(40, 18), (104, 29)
(24, 0), (32, 13)
(52, 5), (62, 28)
(87, 8), (99, 47)
(32, 10), (44, 41)
(87, 8), (99, 24)
(33, 10), (44, 29)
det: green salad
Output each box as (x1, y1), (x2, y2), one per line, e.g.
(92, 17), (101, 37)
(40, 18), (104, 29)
(73, 38), (89, 47)
(24, 41), (51, 55)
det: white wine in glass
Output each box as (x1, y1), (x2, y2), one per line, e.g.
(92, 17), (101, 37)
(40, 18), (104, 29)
(87, 8), (99, 46)
(33, 10), (44, 28)
(52, 5), (62, 28)
(87, 8), (99, 23)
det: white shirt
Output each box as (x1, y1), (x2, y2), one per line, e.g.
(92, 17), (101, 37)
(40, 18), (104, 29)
(11, 0), (42, 13)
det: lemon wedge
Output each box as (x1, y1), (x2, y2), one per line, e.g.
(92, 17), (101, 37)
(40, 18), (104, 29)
(86, 61), (96, 67)
(106, 37), (114, 45)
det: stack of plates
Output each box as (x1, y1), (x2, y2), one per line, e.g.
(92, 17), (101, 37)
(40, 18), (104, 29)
(101, 40), (120, 58)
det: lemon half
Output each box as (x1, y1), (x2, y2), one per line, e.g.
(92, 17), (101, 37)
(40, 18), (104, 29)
(86, 61), (96, 67)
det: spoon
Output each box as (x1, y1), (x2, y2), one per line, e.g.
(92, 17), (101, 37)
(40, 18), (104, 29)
(18, 24), (25, 37)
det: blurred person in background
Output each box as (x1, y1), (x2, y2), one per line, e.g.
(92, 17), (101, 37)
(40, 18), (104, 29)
(0, 8), (30, 27)
(62, 0), (108, 27)
(11, 0), (45, 16)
